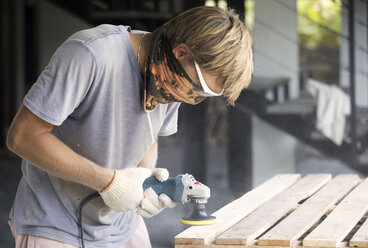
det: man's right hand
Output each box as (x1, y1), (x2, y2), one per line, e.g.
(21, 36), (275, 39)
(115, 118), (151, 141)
(99, 167), (153, 212)
(99, 167), (175, 215)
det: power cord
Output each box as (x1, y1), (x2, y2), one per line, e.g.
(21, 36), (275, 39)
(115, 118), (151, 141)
(78, 192), (100, 248)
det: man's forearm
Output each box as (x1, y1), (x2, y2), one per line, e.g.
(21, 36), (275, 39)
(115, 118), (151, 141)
(138, 141), (158, 169)
(13, 132), (113, 191)
(7, 105), (114, 192)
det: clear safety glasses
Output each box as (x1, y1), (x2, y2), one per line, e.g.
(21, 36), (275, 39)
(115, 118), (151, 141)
(194, 60), (224, 97)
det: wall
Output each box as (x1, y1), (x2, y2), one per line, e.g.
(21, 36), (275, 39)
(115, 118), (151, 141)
(38, 1), (91, 69)
(252, 116), (297, 187)
(252, 0), (299, 187)
(253, 0), (299, 98)
(340, 0), (368, 107)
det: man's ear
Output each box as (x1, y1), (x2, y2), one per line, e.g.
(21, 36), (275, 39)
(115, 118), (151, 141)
(172, 43), (190, 60)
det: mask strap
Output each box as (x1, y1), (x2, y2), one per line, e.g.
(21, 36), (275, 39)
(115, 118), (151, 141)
(146, 112), (155, 144)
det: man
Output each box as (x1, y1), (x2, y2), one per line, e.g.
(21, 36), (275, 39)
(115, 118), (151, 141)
(6, 5), (253, 248)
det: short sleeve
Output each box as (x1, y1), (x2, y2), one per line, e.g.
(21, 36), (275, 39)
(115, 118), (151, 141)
(23, 40), (96, 126)
(158, 103), (181, 136)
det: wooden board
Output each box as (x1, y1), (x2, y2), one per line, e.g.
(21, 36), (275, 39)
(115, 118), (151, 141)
(303, 178), (368, 247)
(174, 174), (301, 245)
(350, 215), (368, 247)
(216, 174), (332, 245)
(258, 174), (361, 246)
(174, 174), (368, 248)
(175, 243), (351, 248)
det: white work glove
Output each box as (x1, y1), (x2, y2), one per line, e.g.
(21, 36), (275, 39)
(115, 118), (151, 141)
(137, 168), (176, 218)
(100, 167), (175, 216)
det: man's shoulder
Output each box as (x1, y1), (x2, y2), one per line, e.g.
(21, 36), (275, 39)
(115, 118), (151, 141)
(58, 24), (132, 64)
(67, 24), (130, 46)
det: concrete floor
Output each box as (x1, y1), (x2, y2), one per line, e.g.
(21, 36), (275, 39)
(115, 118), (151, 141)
(0, 134), (364, 248)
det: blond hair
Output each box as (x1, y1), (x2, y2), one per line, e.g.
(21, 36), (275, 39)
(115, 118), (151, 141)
(162, 6), (253, 105)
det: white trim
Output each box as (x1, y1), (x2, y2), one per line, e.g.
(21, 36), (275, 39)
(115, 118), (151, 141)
(147, 112), (155, 144)
(194, 60), (224, 96)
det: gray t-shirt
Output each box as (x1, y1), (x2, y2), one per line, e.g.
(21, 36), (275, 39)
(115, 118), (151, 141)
(11, 24), (180, 248)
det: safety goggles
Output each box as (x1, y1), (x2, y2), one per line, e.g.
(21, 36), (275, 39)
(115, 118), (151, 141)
(193, 60), (224, 97)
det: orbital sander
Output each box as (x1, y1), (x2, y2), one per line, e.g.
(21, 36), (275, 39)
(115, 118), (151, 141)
(143, 173), (217, 225)
(78, 173), (216, 247)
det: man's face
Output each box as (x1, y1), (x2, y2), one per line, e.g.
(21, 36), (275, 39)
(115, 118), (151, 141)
(184, 60), (224, 96)
(172, 43), (224, 97)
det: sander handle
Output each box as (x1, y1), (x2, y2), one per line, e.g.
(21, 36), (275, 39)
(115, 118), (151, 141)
(142, 176), (184, 203)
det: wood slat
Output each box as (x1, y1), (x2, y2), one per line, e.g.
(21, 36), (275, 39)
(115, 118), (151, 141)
(349, 215), (368, 247)
(258, 174), (361, 246)
(303, 178), (368, 247)
(175, 243), (350, 248)
(215, 174), (332, 245)
(175, 174), (301, 246)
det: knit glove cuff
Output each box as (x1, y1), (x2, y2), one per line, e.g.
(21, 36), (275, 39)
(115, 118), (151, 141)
(100, 167), (152, 212)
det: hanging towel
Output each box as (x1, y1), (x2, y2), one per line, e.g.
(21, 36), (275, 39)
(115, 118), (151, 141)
(306, 78), (351, 145)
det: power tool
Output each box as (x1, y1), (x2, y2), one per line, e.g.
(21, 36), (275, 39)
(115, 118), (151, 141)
(78, 173), (216, 247)
(143, 173), (217, 225)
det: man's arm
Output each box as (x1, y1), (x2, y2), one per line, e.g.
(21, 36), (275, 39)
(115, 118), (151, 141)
(138, 141), (158, 169)
(6, 105), (114, 192)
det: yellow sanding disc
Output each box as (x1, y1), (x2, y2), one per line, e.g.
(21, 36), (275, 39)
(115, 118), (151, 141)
(180, 217), (217, 226)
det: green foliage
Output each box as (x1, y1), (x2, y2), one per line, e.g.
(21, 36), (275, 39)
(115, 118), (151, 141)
(298, 0), (342, 49)
(245, 0), (254, 33)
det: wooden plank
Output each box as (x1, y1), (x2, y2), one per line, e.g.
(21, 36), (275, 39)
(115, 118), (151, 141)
(350, 215), (368, 247)
(174, 174), (301, 246)
(175, 242), (351, 248)
(303, 178), (368, 247)
(215, 174), (332, 245)
(258, 174), (361, 246)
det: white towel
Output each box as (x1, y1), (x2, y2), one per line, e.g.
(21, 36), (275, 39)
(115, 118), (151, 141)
(306, 78), (351, 145)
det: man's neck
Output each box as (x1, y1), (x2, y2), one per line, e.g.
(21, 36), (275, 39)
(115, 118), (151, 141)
(138, 33), (152, 75)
